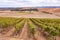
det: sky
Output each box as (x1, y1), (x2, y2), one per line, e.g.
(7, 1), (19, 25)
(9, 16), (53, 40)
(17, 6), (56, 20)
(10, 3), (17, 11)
(0, 0), (60, 7)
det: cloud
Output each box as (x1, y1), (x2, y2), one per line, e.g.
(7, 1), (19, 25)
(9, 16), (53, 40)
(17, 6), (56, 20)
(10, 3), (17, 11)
(0, 0), (60, 7)
(40, 0), (60, 6)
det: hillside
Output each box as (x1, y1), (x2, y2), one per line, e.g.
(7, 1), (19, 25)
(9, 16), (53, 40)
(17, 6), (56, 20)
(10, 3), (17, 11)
(38, 8), (60, 13)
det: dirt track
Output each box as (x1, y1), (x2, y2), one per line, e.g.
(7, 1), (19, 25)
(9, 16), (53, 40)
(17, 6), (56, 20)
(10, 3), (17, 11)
(19, 21), (30, 40)
(34, 27), (46, 40)
(0, 21), (35, 40)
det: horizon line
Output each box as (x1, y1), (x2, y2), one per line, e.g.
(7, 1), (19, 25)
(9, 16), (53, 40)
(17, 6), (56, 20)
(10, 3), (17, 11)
(0, 6), (60, 8)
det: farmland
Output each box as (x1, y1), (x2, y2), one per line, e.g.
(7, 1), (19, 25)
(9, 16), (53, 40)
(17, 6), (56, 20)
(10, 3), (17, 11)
(0, 8), (60, 18)
(0, 8), (60, 40)
(0, 17), (60, 40)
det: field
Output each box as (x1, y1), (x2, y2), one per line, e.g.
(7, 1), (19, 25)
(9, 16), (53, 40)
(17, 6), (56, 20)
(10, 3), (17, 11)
(0, 8), (60, 40)
(0, 17), (60, 40)
(0, 9), (60, 18)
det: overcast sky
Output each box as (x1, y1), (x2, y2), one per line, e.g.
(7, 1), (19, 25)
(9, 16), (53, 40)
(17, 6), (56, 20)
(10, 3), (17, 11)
(0, 0), (60, 7)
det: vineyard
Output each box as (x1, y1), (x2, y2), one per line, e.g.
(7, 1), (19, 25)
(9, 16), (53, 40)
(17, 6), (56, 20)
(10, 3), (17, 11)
(0, 17), (60, 40)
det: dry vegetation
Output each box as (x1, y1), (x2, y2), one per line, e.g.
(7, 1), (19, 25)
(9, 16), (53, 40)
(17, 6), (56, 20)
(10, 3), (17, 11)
(38, 8), (60, 17)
